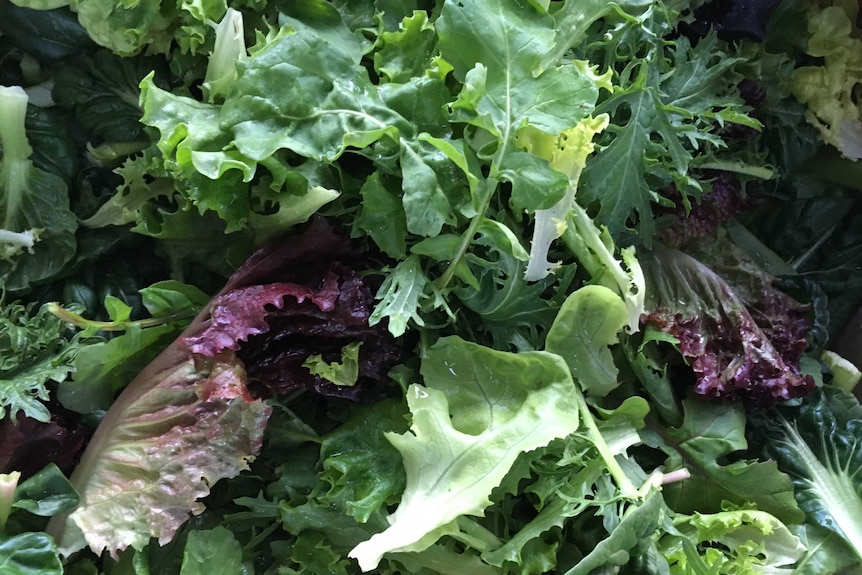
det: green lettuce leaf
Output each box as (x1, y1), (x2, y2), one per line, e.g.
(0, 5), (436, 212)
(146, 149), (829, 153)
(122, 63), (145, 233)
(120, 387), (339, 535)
(660, 507), (805, 575)
(179, 526), (243, 575)
(348, 335), (580, 570)
(545, 284), (628, 396)
(791, 4), (862, 160)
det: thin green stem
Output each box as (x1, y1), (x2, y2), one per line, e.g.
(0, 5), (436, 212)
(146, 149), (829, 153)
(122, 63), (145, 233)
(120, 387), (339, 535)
(573, 383), (640, 499)
(435, 176), (498, 291)
(46, 302), (196, 332)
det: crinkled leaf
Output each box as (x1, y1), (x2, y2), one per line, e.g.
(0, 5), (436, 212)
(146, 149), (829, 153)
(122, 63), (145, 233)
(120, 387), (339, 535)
(54, 351), (271, 556)
(0, 302), (75, 423)
(220, 24), (407, 163)
(661, 508), (805, 575)
(641, 241), (814, 404)
(373, 11), (438, 83)
(319, 399), (408, 523)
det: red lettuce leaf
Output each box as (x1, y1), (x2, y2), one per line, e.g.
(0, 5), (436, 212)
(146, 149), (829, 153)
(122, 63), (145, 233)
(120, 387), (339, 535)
(641, 242), (814, 404)
(50, 219), (399, 556)
(0, 404), (91, 479)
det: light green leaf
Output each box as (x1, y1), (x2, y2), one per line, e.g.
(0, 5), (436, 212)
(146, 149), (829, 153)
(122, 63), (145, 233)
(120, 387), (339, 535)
(302, 341), (362, 387)
(139, 281), (210, 318)
(374, 11), (438, 83)
(103, 296), (132, 323)
(497, 150), (569, 212)
(662, 508), (806, 574)
(369, 255), (428, 337)
(220, 24), (406, 162)
(348, 336), (579, 570)
(437, 0), (598, 139)
(546, 285), (629, 396)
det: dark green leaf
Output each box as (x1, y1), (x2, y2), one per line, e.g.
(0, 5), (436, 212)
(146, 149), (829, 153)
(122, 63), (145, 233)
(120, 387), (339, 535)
(179, 527), (243, 575)
(12, 464), (78, 517)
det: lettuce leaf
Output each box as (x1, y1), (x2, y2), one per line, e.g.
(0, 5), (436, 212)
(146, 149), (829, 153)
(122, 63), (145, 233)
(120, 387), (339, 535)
(641, 242), (814, 404)
(51, 348), (271, 556)
(660, 507), (805, 574)
(348, 335), (580, 570)
(791, 4), (862, 159)
(49, 219), (398, 557)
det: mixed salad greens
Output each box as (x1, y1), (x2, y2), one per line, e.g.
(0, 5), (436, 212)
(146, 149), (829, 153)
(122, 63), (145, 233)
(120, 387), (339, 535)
(2, 0), (862, 573)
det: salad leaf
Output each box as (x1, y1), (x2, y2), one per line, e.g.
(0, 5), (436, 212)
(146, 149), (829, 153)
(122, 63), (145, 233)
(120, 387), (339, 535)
(0, 532), (63, 575)
(660, 506), (805, 574)
(792, 524), (861, 575)
(49, 219), (401, 556)
(349, 335), (581, 570)
(0, 85), (77, 291)
(51, 348), (271, 556)
(767, 390), (862, 563)
(0, 301), (76, 422)
(520, 114), (609, 282)
(179, 527), (243, 575)
(545, 284), (628, 396)
(641, 242), (814, 404)
(564, 493), (664, 575)
(648, 397), (803, 524)
(791, 3), (862, 159)
(581, 16), (761, 240)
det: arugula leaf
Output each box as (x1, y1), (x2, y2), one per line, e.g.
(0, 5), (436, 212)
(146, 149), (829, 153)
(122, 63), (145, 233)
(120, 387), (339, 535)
(581, 21), (760, 240)
(564, 493), (664, 575)
(647, 397), (803, 524)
